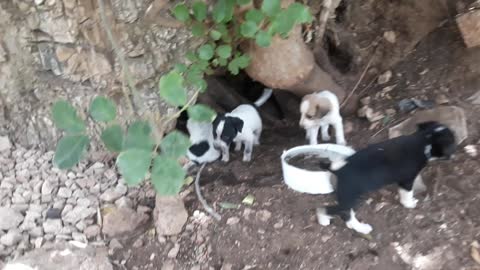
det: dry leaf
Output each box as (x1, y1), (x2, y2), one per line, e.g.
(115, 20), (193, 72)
(471, 241), (480, 265)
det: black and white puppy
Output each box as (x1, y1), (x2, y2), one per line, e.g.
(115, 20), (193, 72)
(186, 118), (221, 165)
(316, 121), (456, 234)
(212, 88), (273, 162)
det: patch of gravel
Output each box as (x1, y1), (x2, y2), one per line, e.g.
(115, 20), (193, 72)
(0, 145), (156, 261)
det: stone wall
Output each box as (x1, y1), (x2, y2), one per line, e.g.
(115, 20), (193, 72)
(0, 0), (199, 150)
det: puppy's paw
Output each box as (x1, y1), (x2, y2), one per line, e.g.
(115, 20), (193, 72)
(348, 222), (373, 235)
(321, 135), (331, 141)
(242, 155), (251, 162)
(221, 156), (230, 163)
(400, 198), (418, 209)
(316, 208), (331, 226)
(337, 140), (347, 146)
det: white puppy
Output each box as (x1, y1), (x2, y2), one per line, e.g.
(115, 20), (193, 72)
(186, 118), (221, 165)
(299, 90), (346, 145)
(212, 88), (273, 162)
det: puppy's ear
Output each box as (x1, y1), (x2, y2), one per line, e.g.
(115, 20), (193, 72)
(228, 117), (244, 133)
(416, 121), (440, 131)
(212, 113), (225, 137)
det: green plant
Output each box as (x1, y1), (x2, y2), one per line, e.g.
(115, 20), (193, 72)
(51, 0), (312, 196)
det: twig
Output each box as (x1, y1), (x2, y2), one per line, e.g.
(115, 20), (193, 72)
(340, 46), (377, 108)
(195, 163), (221, 221)
(315, 0), (333, 45)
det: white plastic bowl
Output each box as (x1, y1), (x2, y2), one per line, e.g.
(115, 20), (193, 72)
(281, 144), (356, 194)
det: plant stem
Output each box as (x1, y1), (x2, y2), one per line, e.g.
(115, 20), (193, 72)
(195, 163), (221, 221)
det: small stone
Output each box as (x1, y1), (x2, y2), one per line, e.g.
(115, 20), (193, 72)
(0, 136), (12, 152)
(109, 238), (123, 250)
(29, 227), (44, 238)
(46, 208), (62, 219)
(154, 196), (188, 236)
(34, 237), (44, 248)
(377, 70), (392, 85)
(435, 94), (449, 105)
(464, 145), (478, 157)
(167, 243), (180, 258)
(226, 217), (240, 225)
(100, 186), (126, 202)
(221, 263), (233, 270)
(456, 9), (480, 48)
(41, 181), (56, 195)
(84, 225), (100, 239)
(102, 207), (148, 237)
(43, 219), (63, 234)
(115, 197), (133, 209)
(360, 96), (371, 106)
(383, 31), (396, 43)
(357, 106), (373, 118)
(468, 91), (480, 105)
(385, 108), (396, 115)
(132, 238), (144, 248)
(0, 207), (24, 230)
(62, 205), (96, 224)
(273, 221), (283, 229)
(256, 210), (272, 222)
(0, 230), (22, 246)
(72, 232), (86, 242)
(57, 187), (72, 198)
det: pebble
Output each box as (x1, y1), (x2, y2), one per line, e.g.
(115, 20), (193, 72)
(226, 217), (240, 225)
(167, 243), (180, 258)
(0, 207), (24, 230)
(43, 219), (63, 234)
(84, 225), (101, 239)
(57, 187), (72, 198)
(256, 210), (272, 222)
(0, 230), (22, 246)
(377, 70), (393, 85)
(45, 208), (62, 219)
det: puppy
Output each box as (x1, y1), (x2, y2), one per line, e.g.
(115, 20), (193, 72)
(316, 121), (456, 234)
(299, 90), (346, 145)
(212, 88), (273, 162)
(186, 118), (221, 165)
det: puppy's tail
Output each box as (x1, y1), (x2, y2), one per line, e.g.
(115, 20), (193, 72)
(254, 88), (273, 107)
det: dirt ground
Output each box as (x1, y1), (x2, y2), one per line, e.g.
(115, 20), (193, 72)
(110, 20), (480, 270)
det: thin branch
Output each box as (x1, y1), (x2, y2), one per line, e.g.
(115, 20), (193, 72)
(340, 46), (378, 108)
(315, 0), (333, 45)
(195, 163), (221, 221)
(163, 90), (200, 126)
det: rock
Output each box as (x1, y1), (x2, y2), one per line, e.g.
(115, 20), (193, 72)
(62, 206), (96, 224)
(57, 187), (73, 198)
(38, 13), (78, 43)
(0, 136), (11, 151)
(46, 208), (63, 219)
(41, 181), (56, 195)
(154, 195), (188, 236)
(161, 261), (176, 270)
(43, 219), (63, 234)
(468, 91), (480, 105)
(100, 185), (127, 202)
(0, 230), (22, 246)
(274, 221), (284, 229)
(456, 9), (480, 48)
(389, 106), (468, 144)
(0, 207), (24, 230)
(435, 94), (449, 105)
(360, 96), (371, 106)
(256, 210), (272, 222)
(226, 217), (240, 226)
(383, 31), (397, 43)
(377, 70), (393, 85)
(132, 238), (144, 248)
(109, 238), (123, 250)
(4, 243), (113, 270)
(115, 197), (133, 209)
(167, 243), (180, 259)
(398, 98), (435, 113)
(72, 232), (86, 243)
(84, 225), (100, 239)
(0, 43), (7, 63)
(102, 207), (148, 237)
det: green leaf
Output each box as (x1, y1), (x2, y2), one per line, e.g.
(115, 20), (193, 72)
(245, 9), (264, 24)
(174, 63), (188, 73)
(124, 121), (154, 151)
(187, 104), (216, 122)
(89, 96), (116, 122)
(261, 0), (281, 17)
(288, 2), (313, 23)
(218, 57), (228, 67)
(216, 45), (232, 59)
(219, 202), (240, 209)
(255, 30), (272, 47)
(191, 22), (206, 37)
(151, 155), (186, 196)
(116, 149), (152, 185)
(193, 78), (208, 92)
(236, 0), (251, 5)
(197, 44), (215, 60)
(159, 71), (187, 107)
(186, 51), (198, 62)
(240, 21), (258, 38)
(209, 30), (222, 41)
(228, 54), (251, 75)
(269, 9), (295, 37)
(212, 0), (235, 23)
(53, 135), (89, 169)
(101, 124), (124, 152)
(216, 24), (231, 42)
(172, 3), (190, 22)
(52, 100), (85, 134)
(160, 131), (191, 159)
(192, 1), (207, 21)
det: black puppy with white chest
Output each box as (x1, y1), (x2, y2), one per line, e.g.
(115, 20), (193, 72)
(317, 121), (456, 234)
